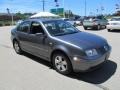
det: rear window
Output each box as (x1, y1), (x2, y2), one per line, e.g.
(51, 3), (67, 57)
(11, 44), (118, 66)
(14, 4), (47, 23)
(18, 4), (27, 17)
(84, 18), (94, 21)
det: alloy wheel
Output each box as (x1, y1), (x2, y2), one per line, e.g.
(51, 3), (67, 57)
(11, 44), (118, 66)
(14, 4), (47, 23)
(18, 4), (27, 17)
(55, 56), (68, 72)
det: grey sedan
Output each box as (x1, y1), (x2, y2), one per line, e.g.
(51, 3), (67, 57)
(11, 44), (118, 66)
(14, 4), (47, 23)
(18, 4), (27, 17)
(11, 19), (111, 75)
(83, 18), (108, 30)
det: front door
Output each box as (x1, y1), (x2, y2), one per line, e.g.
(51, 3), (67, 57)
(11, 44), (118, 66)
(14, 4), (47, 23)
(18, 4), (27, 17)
(27, 21), (49, 58)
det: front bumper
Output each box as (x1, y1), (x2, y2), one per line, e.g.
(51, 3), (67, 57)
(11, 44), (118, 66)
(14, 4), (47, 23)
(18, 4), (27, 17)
(71, 50), (111, 72)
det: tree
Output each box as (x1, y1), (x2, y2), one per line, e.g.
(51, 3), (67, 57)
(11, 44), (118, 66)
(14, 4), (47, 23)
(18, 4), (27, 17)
(15, 12), (26, 19)
(65, 10), (73, 18)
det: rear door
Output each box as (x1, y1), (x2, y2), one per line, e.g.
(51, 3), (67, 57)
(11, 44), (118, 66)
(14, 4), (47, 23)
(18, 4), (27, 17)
(16, 21), (31, 51)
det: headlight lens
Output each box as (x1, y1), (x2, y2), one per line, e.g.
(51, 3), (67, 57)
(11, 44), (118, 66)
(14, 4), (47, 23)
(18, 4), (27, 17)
(85, 49), (98, 57)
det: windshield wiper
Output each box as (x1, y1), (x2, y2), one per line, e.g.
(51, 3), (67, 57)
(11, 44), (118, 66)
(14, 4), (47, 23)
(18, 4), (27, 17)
(54, 33), (68, 36)
(68, 31), (78, 34)
(54, 31), (78, 36)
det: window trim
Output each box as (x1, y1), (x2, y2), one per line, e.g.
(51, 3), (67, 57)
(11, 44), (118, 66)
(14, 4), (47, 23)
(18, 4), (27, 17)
(17, 21), (31, 34)
(30, 21), (46, 35)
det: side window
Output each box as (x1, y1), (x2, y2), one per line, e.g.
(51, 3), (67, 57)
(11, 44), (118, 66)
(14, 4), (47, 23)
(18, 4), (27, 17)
(17, 22), (30, 33)
(30, 22), (44, 34)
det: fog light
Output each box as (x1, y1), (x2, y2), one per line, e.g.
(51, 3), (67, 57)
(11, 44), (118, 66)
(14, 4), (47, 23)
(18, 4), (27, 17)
(73, 57), (80, 61)
(73, 56), (81, 63)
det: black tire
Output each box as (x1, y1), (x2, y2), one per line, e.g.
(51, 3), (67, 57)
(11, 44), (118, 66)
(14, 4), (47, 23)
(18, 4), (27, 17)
(104, 25), (106, 29)
(84, 26), (87, 30)
(107, 29), (111, 32)
(97, 25), (101, 30)
(52, 53), (72, 75)
(13, 40), (23, 54)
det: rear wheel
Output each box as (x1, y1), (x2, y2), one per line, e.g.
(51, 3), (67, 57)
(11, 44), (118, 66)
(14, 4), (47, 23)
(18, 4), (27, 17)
(52, 53), (72, 75)
(84, 26), (87, 30)
(13, 40), (23, 54)
(104, 25), (106, 29)
(97, 25), (101, 30)
(107, 29), (111, 32)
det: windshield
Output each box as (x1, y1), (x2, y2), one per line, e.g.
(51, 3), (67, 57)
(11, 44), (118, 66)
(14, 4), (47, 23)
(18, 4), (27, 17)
(111, 18), (120, 21)
(43, 20), (79, 36)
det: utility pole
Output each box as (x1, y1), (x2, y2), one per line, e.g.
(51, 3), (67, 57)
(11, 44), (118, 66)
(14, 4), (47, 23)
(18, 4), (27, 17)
(96, 9), (98, 16)
(42, 0), (45, 12)
(55, 0), (59, 15)
(101, 6), (104, 15)
(6, 8), (14, 25)
(62, 0), (65, 18)
(6, 8), (10, 14)
(85, 0), (87, 16)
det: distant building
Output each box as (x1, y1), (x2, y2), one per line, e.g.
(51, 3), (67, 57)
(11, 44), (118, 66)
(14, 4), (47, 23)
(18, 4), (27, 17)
(0, 13), (20, 21)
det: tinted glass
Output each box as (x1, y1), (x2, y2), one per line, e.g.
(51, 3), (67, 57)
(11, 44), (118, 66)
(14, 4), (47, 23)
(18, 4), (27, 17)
(17, 21), (30, 33)
(30, 22), (44, 34)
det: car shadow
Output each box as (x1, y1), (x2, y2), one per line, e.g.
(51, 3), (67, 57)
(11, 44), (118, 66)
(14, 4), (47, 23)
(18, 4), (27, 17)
(22, 52), (117, 84)
(67, 60), (117, 84)
(109, 30), (120, 33)
(22, 52), (52, 69)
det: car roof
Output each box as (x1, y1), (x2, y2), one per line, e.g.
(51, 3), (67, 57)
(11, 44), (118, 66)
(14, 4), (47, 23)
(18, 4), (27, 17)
(24, 18), (62, 22)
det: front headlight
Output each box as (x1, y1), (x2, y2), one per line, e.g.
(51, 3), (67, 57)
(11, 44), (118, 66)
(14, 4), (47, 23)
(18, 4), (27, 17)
(85, 49), (98, 57)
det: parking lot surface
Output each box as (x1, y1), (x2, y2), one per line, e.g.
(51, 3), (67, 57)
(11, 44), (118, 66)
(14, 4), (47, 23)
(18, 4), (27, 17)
(0, 26), (119, 90)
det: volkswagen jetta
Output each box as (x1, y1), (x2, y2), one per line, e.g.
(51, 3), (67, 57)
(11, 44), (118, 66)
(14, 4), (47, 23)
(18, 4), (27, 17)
(11, 19), (111, 75)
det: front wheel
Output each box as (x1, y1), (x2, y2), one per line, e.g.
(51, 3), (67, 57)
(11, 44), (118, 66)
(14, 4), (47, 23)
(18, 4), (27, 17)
(52, 53), (72, 75)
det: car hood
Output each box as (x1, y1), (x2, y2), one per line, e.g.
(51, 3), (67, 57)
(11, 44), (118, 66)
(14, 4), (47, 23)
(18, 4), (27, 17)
(55, 32), (107, 50)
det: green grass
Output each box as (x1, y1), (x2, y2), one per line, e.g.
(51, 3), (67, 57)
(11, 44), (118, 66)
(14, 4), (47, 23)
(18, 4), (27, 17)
(0, 21), (16, 26)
